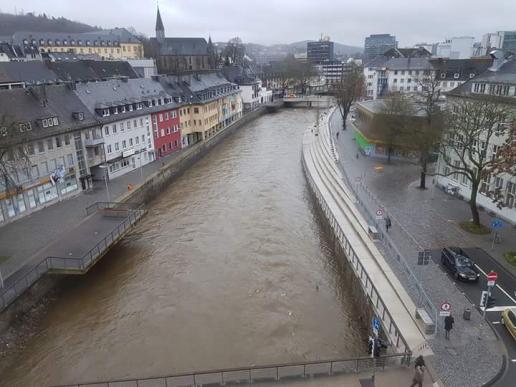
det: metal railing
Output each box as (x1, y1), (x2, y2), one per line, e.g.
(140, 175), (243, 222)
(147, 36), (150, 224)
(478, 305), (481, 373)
(0, 202), (146, 312)
(56, 353), (410, 387)
(302, 153), (412, 357)
(327, 109), (438, 328)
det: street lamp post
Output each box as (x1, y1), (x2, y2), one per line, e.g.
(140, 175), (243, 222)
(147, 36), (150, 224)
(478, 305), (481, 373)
(99, 165), (111, 203)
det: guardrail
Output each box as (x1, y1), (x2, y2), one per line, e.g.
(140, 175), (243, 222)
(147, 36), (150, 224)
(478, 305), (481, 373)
(302, 154), (412, 356)
(328, 110), (438, 329)
(56, 353), (410, 387)
(0, 202), (145, 312)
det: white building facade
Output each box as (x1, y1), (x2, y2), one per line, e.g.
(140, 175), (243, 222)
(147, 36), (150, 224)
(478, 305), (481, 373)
(436, 58), (516, 224)
(436, 37), (475, 59)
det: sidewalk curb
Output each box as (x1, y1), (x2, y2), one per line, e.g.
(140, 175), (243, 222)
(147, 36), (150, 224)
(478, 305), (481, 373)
(481, 318), (508, 387)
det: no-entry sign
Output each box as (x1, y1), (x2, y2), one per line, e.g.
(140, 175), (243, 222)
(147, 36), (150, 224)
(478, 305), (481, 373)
(487, 271), (497, 287)
(375, 208), (384, 220)
(440, 301), (451, 316)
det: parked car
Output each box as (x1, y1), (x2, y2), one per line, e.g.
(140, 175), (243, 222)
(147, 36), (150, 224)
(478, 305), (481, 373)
(501, 307), (516, 340)
(440, 247), (480, 282)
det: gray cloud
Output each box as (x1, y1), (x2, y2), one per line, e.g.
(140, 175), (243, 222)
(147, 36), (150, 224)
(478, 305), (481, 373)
(1, 0), (515, 47)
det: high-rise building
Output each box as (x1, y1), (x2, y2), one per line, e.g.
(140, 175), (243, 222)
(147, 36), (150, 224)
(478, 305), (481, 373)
(479, 31), (516, 56)
(307, 37), (334, 64)
(364, 34), (397, 60)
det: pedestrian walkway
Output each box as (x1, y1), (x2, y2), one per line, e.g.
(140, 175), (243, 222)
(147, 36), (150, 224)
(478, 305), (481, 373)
(0, 142), (193, 283)
(329, 110), (504, 387)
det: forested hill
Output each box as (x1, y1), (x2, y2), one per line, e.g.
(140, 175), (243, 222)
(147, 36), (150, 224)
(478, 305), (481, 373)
(0, 12), (99, 35)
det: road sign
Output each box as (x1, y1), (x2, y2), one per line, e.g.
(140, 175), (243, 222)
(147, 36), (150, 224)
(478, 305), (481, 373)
(439, 301), (451, 316)
(480, 290), (488, 309)
(490, 218), (504, 230)
(375, 208), (384, 220)
(487, 280), (496, 287)
(487, 271), (498, 281)
(372, 317), (381, 336)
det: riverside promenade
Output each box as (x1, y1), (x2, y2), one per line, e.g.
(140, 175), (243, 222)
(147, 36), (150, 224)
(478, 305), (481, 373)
(301, 107), (429, 360)
(329, 110), (505, 387)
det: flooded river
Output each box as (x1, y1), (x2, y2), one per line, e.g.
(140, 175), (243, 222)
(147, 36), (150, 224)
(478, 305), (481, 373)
(1, 109), (366, 386)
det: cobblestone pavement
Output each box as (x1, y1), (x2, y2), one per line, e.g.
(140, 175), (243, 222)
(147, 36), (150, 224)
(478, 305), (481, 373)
(0, 142), (192, 282)
(329, 111), (504, 387)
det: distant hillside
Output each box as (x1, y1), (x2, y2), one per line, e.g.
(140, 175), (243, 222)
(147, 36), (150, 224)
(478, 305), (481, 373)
(0, 12), (99, 36)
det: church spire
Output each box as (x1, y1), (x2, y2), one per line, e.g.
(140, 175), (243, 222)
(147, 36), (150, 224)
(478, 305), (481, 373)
(156, 5), (165, 41)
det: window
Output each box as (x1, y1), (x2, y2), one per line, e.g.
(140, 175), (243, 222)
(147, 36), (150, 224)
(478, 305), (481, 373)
(115, 142), (119, 151)
(139, 118), (144, 126)
(127, 120), (131, 130)
(394, 70), (398, 75)
(470, 73), (475, 78)
(47, 138), (54, 150)
(393, 78), (398, 83)
(480, 84), (486, 93)
(133, 119), (137, 128)
(161, 129), (165, 136)
(55, 136), (62, 148)
(120, 122), (124, 131)
(41, 161), (48, 174)
(440, 73), (446, 79)
(142, 135), (145, 142)
(107, 144), (112, 153)
(135, 136), (139, 144)
(453, 73), (460, 79)
(129, 138), (133, 146)
(461, 173), (469, 186)
(105, 126), (110, 135)
(64, 134), (70, 145)
(506, 181), (515, 208)
(67, 154), (74, 166)
(102, 109), (110, 117)
(453, 160), (460, 181)
(37, 141), (44, 153)
(473, 83), (480, 93)
(164, 112), (169, 120)
(122, 140), (127, 149)
(112, 124), (117, 134)
(31, 165), (39, 178)
(27, 143), (35, 155)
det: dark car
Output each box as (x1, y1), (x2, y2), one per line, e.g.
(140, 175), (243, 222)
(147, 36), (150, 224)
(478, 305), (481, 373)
(441, 247), (480, 282)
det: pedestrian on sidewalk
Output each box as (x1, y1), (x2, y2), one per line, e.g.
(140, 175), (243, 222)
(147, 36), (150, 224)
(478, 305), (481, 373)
(336, 131), (340, 139)
(410, 355), (425, 387)
(444, 314), (455, 339)
(384, 215), (392, 232)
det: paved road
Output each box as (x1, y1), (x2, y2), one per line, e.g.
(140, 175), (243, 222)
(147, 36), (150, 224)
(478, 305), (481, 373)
(329, 109), (507, 387)
(429, 247), (516, 387)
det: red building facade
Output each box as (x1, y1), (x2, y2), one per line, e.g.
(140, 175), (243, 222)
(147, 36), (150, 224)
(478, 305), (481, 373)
(151, 108), (181, 159)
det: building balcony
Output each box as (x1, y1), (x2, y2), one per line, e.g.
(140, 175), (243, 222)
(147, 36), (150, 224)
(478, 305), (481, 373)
(84, 137), (105, 147)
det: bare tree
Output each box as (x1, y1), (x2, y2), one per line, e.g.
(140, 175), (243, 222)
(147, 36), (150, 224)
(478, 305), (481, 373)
(0, 116), (31, 200)
(284, 55), (316, 95)
(413, 74), (445, 189)
(437, 98), (512, 226)
(334, 65), (365, 130)
(223, 37), (246, 65)
(374, 93), (414, 163)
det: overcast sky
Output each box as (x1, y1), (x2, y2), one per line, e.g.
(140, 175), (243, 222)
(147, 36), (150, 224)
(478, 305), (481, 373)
(1, 0), (515, 47)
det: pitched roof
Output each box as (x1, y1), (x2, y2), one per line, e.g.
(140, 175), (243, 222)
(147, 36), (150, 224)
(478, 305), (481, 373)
(156, 7), (165, 32)
(0, 61), (57, 84)
(468, 58), (516, 84)
(221, 65), (258, 85)
(150, 37), (208, 56)
(48, 60), (139, 82)
(0, 84), (98, 143)
(384, 57), (432, 71)
(430, 57), (493, 81)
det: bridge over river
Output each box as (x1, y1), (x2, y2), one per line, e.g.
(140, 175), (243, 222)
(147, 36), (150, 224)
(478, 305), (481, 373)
(1, 109), (375, 386)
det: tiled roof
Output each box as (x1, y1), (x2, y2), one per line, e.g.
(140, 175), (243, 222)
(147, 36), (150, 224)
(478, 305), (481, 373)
(430, 57), (493, 81)
(384, 57), (432, 71)
(0, 61), (57, 84)
(0, 84), (98, 143)
(48, 60), (139, 82)
(150, 37), (208, 56)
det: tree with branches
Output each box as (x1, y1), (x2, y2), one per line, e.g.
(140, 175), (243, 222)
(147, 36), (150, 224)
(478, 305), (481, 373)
(283, 55), (316, 95)
(334, 65), (365, 130)
(374, 93), (414, 163)
(437, 98), (513, 226)
(0, 116), (31, 202)
(412, 74), (445, 189)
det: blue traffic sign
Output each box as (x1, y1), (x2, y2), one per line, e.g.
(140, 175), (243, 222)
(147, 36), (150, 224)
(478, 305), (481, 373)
(372, 317), (381, 333)
(491, 218), (504, 229)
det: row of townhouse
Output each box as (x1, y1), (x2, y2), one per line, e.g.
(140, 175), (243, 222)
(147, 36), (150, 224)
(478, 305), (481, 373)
(364, 56), (493, 100)
(0, 72), (243, 225)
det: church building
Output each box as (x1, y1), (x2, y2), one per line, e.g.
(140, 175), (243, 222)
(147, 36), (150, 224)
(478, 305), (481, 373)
(150, 7), (216, 74)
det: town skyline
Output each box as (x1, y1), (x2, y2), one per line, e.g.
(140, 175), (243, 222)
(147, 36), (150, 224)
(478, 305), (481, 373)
(1, 0), (515, 47)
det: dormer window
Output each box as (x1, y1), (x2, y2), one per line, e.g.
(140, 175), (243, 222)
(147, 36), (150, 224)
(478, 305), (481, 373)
(469, 73), (475, 78)
(440, 73), (446, 79)
(86, 40), (91, 46)
(71, 40), (75, 45)
(120, 105), (126, 113)
(40, 39), (45, 45)
(102, 109), (110, 117)
(47, 39), (53, 46)
(453, 73), (460, 79)
(63, 40), (68, 45)
(23, 39), (28, 45)
(19, 122), (32, 132)
(55, 39), (60, 46)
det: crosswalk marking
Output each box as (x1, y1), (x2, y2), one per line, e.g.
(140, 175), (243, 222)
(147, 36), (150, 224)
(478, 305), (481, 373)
(491, 321), (501, 324)
(480, 305), (515, 312)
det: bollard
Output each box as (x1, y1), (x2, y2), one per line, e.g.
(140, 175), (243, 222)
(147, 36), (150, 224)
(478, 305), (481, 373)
(463, 308), (471, 321)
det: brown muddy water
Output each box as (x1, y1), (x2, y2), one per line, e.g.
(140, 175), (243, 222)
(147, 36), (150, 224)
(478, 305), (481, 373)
(0, 109), (366, 386)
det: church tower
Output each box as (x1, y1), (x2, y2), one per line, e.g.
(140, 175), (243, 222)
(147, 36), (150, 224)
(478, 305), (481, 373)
(156, 6), (165, 41)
